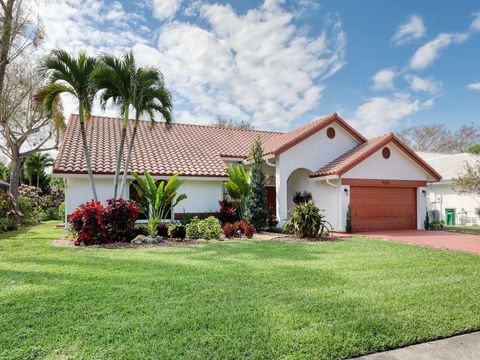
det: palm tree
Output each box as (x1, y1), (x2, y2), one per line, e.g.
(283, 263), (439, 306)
(118, 66), (173, 199)
(23, 152), (54, 188)
(91, 51), (136, 200)
(36, 50), (98, 201)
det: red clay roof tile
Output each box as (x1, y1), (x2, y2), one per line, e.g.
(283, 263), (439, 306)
(53, 114), (281, 177)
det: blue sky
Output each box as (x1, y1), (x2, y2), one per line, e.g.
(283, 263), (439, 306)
(36, 0), (480, 136)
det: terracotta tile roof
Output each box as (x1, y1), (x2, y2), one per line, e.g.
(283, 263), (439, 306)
(262, 113), (367, 155)
(53, 114), (281, 177)
(310, 133), (442, 181)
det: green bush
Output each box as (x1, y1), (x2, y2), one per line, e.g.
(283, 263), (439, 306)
(346, 205), (352, 233)
(0, 193), (15, 232)
(283, 200), (331, 238)
(19, 196), (39, 225)
(58, 202), (65, 220)
(429, 220), (444, 230)
(185, 216), (222, 240)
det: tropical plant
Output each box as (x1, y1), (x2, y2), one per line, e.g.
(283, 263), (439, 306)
(346, 205), (352, 233)
(69, 200), (108, 246)
(185, 216), (222, 240)
(224, 164), (251, 220)
(245, 136), (267, 230)
(218, 200), (237, 224)
(103, 198), (139, 242)
(237, 220), (255, 238)
(119, 65), (173, 198)
(22, 152), (54, 188)
(91, 52), (137, 199)
(131, 171), (187, 229)
(37, 49), (98, 200)
(223, 222), (238, 238)
(168, 224), (186, 239)
(292, 191), (313, 205)
(283, 200), (332, 238)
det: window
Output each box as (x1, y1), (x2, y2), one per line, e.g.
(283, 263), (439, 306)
(382, 147), (391, 159)
(326, 127), (336, 139)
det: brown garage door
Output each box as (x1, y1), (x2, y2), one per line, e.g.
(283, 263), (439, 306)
(350, 186), (417, 232)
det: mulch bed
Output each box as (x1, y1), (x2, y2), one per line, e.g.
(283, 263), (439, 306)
(51, 239), (198, 248)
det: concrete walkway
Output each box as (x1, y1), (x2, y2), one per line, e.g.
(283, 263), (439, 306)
(354, 332), (480, 359)
(359, 230), (480, 255)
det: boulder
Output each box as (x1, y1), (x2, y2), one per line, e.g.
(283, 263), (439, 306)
(131, 235), (148, 244)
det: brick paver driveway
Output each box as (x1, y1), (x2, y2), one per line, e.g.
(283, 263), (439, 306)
(358, 230), (480, 254)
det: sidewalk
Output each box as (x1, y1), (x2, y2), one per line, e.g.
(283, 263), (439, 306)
(354, 332), (480, 360)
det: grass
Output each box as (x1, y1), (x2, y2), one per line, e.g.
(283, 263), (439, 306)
(1, 222), (480, 359)
(444, 225), (480, 234)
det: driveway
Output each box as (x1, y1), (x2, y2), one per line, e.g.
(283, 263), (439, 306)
(358, 230), (480, 254)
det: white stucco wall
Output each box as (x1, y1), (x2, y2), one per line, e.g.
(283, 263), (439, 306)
(276, 123), (361, 224)
(64, 177), (127, 219)
(171, 180), (223, 215)
(427, 182), (480, 225)
(344, 142), (429, 181)
(64, 176), (224, 221)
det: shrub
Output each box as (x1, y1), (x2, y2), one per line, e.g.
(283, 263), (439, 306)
(283, 200), (331, 238)
(218, 200), (237, 224)
(69, 201), (107, 246)
(223, 223), (237, 238)
(0, 192), (16, 232)
(168, 224), (186, 239)
(292, 191), (312, 205)
(134, 224), (150, 237)
(346, 205), (352, 233)
(237, 220), (255, 238)
(429, 220), (444, 230)
(19, 196), (39, 224)
(267, 215), (278, 229)
(156, 222), (169, 238)
(104, 199), (139, 242)
(58, 202), (65, 221)
(148, 218), (159, 237)
(186, 216), (222, 240)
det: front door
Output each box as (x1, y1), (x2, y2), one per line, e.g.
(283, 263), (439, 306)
(265, 186), (276, 219)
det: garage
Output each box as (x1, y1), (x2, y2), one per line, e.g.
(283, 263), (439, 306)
(350, 186), (417, 232)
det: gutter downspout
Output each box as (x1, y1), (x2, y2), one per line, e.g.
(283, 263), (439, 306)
(265, 157), (276, 167)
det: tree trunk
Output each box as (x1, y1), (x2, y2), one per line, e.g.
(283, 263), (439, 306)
(9, 147), (21, 227)
(36, 173), (39, 188)
(112, 126), (127, 200)
(119, 123), (138, 199)
(79, 109), (98, 201)
(0, 0), (14, 107)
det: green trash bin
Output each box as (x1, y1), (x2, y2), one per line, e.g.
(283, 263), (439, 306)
(445, 209), (455, 225)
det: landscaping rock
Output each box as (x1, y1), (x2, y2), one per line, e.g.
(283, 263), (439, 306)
(131, 235), (148, 244)
(145, 236), (163, 244)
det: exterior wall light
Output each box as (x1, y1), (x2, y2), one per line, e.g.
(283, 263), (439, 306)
(344, 188), (349, 195)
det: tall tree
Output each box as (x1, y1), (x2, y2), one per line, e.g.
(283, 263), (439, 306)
(0, 60), (64, 218)
(36, 50), (98, 201)
(453, 162), (480, 196)
(91, 52), (136, 200)
(244, 136), (267, 229)
(23, 152), (54, 188)
(211, 115), (255, 130)
(398, 123), (480, 153)
(119, 65), (173, 198)
(0, 0), (43, 105)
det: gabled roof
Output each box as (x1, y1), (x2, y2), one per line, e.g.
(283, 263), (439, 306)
(310, 133), (442, 181)
(262, 113), (367, 156)
(417, 152), (480, 180)
(53, 114), (280, 177)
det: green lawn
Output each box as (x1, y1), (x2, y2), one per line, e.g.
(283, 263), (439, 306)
(444, 225), (480, 234)
(1, 223), (480, 359)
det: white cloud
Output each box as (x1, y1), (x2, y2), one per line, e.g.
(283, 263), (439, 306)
(467, 82), (480, 91)
(471, 13), (480, 31)
(391, 15), (426, 46)
(372, 68), (396, 90)
(135, 1), (346, 129)
(410, 32), (469, 70)
(350, 93), (433, 137)
(406, 75), (441, 94)
(151, 0), (182, 20)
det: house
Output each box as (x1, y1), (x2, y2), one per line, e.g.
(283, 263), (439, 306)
(54, 113), (441, 232)
(417, 152), (480, 226)
(0, 179), (9, 193)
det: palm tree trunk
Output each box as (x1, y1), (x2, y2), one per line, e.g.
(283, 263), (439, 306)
(36, 173), (39, 188)
(79, 108), (98, 201)
(112, 111), (129, 200)
(119, 123), (138, 199)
